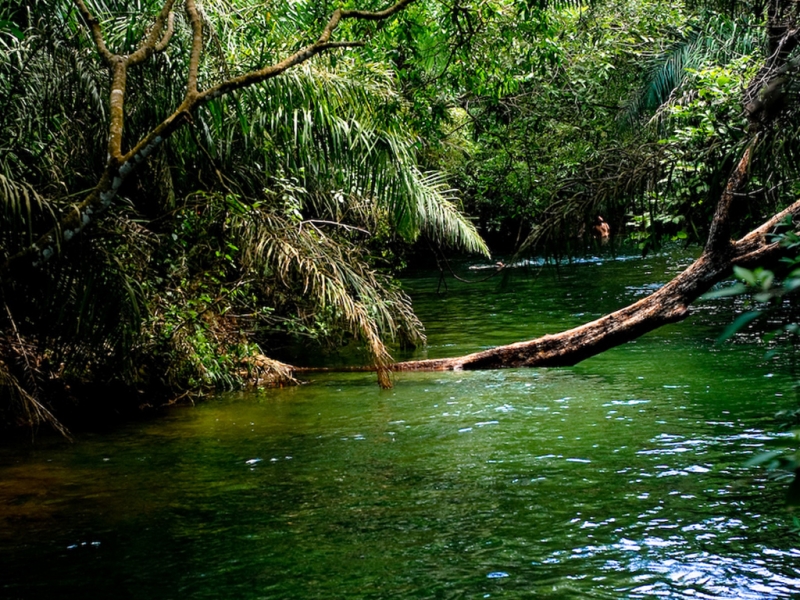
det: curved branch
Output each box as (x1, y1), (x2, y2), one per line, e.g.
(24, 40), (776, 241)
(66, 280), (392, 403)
(340, 0), (416, 23)
(317, 0), (414, 43)
(73, 0), (114, 65)
(199, 0), (414, 101)
(729, 198), (800, 266)
(128, 0), (177, 65)
(320, 41), (367, 50)
(74, 0), (177, 161)
(185, 0), (204, 97)
(155, 12), (176, 53)
(0, 0), (416, 276)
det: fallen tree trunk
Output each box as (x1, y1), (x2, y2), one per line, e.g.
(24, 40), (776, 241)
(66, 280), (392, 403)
(298, 9), (800, 381)
(293, 192), (800, 378)
(393, 205), (799, 372)
(391, 157), (800, 373)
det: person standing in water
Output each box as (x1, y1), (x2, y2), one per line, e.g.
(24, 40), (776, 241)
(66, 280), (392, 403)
(592, 215), (610, 244)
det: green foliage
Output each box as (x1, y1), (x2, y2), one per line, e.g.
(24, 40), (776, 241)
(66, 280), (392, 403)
(703, 224), (800, 502)
(626, 52), (758, 252)
(650, 56), (756, 232)
(743, 433), (800, 506)
(427, 0), (703, 252)
(410, 0), (787, 257)
(619, 12), (759, 128)
(703, 222), (800, 343)
(0, 0), (489, 428)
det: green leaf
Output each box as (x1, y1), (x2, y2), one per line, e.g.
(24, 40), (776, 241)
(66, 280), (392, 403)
(701, 282), (747, 300)
(733, 265), (757, 286)
(716, 310), (761, 343)
(744, 450), (784, 467)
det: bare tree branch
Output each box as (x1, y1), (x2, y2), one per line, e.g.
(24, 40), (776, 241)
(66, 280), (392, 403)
(155, 12), (176, 53)
(128, 0), (177, 65)
(185, 0), (204, 97)
(0, 0), (416, 276)
(73, 0), (114, 65)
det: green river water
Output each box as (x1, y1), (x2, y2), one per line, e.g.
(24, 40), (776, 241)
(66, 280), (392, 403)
(2, 249), (800, 599)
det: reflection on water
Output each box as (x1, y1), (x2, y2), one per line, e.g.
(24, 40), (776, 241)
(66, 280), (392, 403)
(2, 249), (800, 599)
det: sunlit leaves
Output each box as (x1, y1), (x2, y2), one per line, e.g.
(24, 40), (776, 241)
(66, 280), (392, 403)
(0, 0), (498, 413)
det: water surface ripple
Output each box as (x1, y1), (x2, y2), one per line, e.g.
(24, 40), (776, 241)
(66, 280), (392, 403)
(1, 250), (799, 599)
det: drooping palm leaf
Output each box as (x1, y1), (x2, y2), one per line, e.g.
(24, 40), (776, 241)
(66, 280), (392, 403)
(231, 208), (426, 375)
(620, 12), (760, 128)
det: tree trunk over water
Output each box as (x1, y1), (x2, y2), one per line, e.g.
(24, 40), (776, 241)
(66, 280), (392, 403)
(294, 180), (800, 379)
(352, 15), (800, 381)
(389, 145), (800, 374)
(392, 204), (799, 373)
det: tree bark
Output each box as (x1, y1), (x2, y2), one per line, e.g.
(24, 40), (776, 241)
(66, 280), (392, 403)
(0, 0), (415, 277)
(294, 170), (800, 378)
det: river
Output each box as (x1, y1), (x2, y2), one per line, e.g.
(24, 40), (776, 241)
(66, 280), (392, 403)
(1, 249), (799, 599)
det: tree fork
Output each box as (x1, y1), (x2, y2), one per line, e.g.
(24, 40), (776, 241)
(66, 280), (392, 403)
(0, 0), (416, 278)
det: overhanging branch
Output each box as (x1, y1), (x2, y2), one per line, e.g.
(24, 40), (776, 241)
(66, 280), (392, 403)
(0, 0), (416, 276)
(73, 0), (114, 65)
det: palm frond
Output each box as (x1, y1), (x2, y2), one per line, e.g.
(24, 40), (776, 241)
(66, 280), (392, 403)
(224, 62), (489, 255)
(232, 209), (425, 373)
(0, 355), (68, 436)
(0, 174), (57, 248)
(620, 12), (761, 128)
(399, 169), (490, 255)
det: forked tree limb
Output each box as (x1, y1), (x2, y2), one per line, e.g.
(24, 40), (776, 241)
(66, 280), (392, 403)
(72, 0), (115, 65)
(74, 0), (177, 160)
(0, 0), (416, 277)
(127, 0), (177, 66)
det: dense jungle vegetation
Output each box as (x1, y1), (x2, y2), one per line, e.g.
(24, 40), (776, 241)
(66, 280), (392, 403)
(2, 0), (800, 432)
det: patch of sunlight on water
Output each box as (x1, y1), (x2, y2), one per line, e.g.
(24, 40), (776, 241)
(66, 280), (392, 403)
(2, 248), (800, 599)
